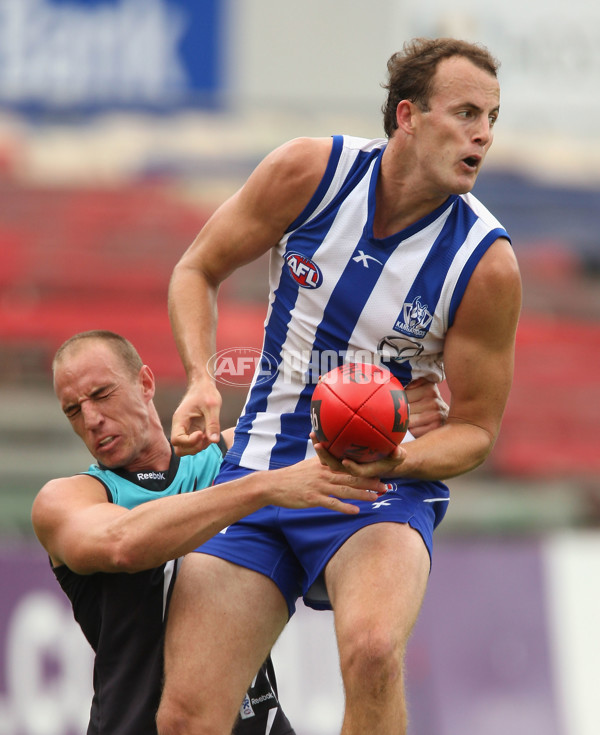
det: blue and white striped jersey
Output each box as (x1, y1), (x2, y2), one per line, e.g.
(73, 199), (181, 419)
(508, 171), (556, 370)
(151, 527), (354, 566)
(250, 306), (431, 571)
(227, 135), (510, 471)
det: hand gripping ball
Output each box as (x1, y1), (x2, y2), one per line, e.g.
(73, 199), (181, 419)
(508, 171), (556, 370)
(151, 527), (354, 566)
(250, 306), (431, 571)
(310, 362), (410, 462)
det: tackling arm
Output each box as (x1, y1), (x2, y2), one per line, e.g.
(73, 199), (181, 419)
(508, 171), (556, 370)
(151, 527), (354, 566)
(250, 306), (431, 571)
(31, 457), (386, 575)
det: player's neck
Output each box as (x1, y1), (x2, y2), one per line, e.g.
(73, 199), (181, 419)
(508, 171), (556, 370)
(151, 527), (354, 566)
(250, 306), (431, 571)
(376, 139), (451, 236)
(373, 177), (448, 237)
(121, 433), (173, 474)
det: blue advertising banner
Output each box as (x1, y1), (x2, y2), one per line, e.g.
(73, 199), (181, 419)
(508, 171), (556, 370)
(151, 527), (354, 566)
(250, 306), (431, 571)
(0, 0), (225, 114)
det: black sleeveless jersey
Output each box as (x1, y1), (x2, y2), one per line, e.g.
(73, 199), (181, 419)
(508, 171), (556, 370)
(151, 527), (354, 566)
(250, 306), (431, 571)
(52, 442), (295, 734)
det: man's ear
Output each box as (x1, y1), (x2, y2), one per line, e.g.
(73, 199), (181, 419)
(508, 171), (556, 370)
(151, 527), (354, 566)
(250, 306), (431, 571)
(139, 365), (156, 401)
(395, 100), (418, 135)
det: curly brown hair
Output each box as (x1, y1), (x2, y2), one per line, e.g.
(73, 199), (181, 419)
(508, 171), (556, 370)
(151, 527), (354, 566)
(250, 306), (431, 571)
(381, 37), (500, 137)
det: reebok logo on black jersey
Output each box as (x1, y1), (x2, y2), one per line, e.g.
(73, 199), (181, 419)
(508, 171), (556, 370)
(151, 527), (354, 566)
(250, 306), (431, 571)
(136, 471), (166, 481)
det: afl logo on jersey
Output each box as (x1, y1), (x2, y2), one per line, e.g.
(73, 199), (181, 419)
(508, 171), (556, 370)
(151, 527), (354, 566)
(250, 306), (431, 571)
(285, 252), (323, 289)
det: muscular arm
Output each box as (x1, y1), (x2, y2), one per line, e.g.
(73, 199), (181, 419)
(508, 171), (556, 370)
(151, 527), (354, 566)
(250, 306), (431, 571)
(332, 237), (522, 480)
(169, 137), (333, 454)
(31, 457), (385, 575)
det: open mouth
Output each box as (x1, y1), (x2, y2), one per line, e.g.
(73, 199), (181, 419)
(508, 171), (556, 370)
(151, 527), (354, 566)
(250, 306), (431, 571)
(462, 156), (479, 170)
(97, 435), (117, 451)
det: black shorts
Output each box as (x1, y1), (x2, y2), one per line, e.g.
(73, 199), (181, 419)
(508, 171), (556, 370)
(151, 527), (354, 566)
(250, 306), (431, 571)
(234, 656), (295, 735)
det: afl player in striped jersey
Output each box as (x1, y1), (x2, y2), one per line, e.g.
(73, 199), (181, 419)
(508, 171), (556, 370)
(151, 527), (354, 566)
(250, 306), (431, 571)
(159, 37), (520, 735)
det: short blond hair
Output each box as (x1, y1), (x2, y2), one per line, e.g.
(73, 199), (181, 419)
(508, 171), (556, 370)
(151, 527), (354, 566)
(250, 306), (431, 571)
(53, 330), (143, 378)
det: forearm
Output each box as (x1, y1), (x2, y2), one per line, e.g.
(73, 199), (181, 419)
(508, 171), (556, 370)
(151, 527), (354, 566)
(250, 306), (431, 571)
(392, 420), (495, 481)
(104, 461), (382, 572)
(168, 257), (218, 384)
(106, 479), (267, 572)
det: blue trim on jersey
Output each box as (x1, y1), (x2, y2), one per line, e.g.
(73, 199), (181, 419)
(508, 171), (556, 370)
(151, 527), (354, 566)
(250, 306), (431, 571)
(448, 226), (509, 326)
(393, 197), (475, 341)
(234, 142), (385, 466)
(321, 143), (383, 224)
(286, 135), (344, 232)
(231, 261), (304, 460)
(269, 153), (395, 467)
(228, 136), (512, 472)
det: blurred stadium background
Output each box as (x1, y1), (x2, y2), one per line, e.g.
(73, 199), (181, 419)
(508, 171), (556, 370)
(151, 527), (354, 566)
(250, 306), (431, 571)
(1, 1), (600, 733)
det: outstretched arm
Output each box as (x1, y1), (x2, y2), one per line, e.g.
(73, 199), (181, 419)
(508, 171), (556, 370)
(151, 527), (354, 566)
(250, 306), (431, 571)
(32, 457), (385, 575)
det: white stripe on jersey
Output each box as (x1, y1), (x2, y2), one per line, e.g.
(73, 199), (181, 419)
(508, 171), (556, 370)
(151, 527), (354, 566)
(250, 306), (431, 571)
(229, 136), (510, 471)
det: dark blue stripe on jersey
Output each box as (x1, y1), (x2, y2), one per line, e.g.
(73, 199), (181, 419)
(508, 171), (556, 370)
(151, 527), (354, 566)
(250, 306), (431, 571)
(270, 212), (405, 466)
(269, 151), (462, 466)
(286, 135), (344, 232)
(232, 222), (345, 460)
(323, 145), (384, 220)
(233, 145), (385, 465)
(396, 197), (478, 335)
(448, 226), (510, 326)
(231, 264), (297, 457)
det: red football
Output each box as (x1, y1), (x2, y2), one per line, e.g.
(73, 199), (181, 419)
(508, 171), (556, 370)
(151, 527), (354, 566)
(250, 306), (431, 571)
(310, 362), (410, 462)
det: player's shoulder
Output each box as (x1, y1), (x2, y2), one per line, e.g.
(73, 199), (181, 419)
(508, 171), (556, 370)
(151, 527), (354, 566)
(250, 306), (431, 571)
(467, 236), (522, 309)
(33, 473), (109, 517)
(266, 136), (333, 179)
(480, 234), (520, 274)
(340, 134), (387, 152)
(31, 473), (109, 538)
(36, 472), (108, 499)
(277, 135), (334, 156)
(459, 191), (505, 231)
(277, 134), (385, 161)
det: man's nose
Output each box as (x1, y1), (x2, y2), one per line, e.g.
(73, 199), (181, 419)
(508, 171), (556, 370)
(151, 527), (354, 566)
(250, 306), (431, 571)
(80, 400), (103, 428)
(473, 118), (492, 146)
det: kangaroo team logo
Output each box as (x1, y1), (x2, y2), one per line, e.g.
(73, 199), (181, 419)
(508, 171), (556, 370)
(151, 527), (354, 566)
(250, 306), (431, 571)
(285, 252), (323, 289)
(393, 296), (433, 338)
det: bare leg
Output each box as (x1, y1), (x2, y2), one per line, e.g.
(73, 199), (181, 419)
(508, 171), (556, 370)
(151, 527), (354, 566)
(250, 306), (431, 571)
(325, 523), (430, 735)
(157, 553), (288, 735)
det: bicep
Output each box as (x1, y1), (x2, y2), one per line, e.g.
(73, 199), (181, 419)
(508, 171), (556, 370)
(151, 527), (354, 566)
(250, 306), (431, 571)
(444, 238), (522, 440)
(32, 476), (127, 573)
(176, 137), (333, 285)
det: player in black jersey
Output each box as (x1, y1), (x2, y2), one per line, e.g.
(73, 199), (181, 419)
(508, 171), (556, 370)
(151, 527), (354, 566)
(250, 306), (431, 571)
(31, 330), (387, 735)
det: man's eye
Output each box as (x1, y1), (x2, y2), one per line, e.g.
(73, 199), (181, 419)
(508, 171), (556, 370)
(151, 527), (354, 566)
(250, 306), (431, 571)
(65, 407), (80, 418)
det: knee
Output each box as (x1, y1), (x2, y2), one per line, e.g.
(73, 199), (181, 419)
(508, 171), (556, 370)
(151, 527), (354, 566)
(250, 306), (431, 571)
(340, 624), (406, 694)
(156, 692), (236, 735)
(156, 697), (205, 735)
(155, 697), (187, 735)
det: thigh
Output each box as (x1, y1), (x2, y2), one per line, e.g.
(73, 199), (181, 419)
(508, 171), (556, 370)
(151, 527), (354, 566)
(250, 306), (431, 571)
(281, 480), (447, 610)
(162, 552), (289, 716)
(325, 522), (430, 646)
